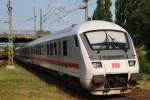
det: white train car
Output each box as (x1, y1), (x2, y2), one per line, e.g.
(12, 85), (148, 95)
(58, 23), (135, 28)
(15, 20), (141, 95)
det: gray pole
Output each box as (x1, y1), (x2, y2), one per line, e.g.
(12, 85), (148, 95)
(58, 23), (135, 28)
(34, 7), (37, 33)
(7, 0), (15, 69)
(83, 0), (88, 21)
(40, 9), (43, 31)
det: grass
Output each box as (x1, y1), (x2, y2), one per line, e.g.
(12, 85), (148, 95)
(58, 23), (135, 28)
(137, 54), (150, 91)
(0, 63), (76, 100)
(140, 74), (150, 91)
(135, 46), (150, 90)
(0, 59), (150, 99)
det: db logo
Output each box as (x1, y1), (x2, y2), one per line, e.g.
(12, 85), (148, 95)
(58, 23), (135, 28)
(112, 63), (120, 68)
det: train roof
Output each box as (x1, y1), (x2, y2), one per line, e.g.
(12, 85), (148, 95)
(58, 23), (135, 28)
(27, 20), (128, 46)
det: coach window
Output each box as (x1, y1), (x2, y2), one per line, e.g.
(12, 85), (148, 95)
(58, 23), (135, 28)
(37, 45), (39, 55)
(32, 47), (34, 54)
(36, 46), (38, 55)
(44, 43), (46, 54)
(58, 42), (61, 55)
(63, 40), (67, 56)
(34, 46), (36, 55)
(33, 47), (34, 54)
(39, 45), (41, 55)
(74, 35), (79, 47)
(50, 43), (53, 55)
(26, 47), (29, 55)
(37, 46), (39, 55)
(33, 46), (35, 55)
(54, 42), (57, 55)
(31, 47), (32, 54)
(47, 43), (49, 55)
(38, 46), (39, 55)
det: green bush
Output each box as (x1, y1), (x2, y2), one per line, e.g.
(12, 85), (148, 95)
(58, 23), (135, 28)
(146, 49), (150, 62)
(139, 55), (150, 74)
(136, 46), (150, 75)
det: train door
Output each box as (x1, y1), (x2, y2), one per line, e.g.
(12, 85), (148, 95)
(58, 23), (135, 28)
(58, 40), (62, 73)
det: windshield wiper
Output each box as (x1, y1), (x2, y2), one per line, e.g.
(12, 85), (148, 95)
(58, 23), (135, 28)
(107, 33), (127, 52)
(96, 32), (109, 53)
(101, 31), (109, 49)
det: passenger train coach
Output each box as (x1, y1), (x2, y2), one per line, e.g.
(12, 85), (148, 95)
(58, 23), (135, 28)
(15, 20), (141, 95)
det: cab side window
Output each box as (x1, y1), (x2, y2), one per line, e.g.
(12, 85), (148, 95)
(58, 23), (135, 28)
(74, 35), (79, 47)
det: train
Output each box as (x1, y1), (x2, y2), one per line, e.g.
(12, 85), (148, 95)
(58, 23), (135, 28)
(15, 20), (141, 95)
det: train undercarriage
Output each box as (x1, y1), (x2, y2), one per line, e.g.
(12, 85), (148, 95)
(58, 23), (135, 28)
(90, 73), (141, 95)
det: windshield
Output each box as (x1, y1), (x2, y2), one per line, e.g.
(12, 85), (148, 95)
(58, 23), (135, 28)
(85, 31), (129, 50)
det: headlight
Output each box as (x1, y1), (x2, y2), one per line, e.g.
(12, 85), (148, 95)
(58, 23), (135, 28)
(128, 60), (136, 66)
(92, 62), (102, 68)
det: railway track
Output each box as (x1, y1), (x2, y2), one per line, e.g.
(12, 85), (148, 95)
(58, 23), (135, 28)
(16, 61), (150, 100)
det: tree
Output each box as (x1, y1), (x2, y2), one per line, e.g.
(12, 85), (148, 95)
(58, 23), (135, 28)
(115, 0), (141, 45)
(115, 0), (127, 27)
(115, 0), (150, 47)
(126, 0), (150, 47)
(92, 0), (112, 21)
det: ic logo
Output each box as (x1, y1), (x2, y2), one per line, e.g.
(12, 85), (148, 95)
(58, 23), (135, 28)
(112, 63), (120, 68)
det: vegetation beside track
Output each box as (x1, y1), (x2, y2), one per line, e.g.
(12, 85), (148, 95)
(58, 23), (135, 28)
(135, 46), (150, 91)
(140, 74), (150, 91)
(0, 62), (76, 100)
(136, 46), (150, 75)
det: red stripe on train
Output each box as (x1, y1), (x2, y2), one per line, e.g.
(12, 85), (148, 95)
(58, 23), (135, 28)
(32, 56), (80, 69)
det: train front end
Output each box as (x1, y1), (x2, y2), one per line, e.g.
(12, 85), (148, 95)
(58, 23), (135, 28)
(78, 21), (141, 95)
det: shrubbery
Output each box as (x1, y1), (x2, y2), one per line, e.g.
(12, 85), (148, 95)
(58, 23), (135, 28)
(137, 46), (150, 75)
(139, 55), (150, 74)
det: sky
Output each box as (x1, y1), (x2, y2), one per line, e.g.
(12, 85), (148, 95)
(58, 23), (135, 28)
(0, 0), (116, 32)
